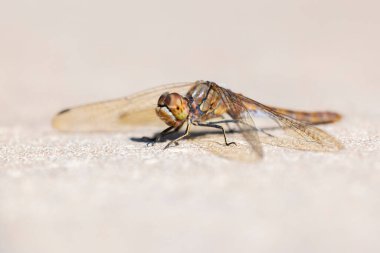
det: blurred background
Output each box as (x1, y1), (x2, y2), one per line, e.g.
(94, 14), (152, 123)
(1, 0), (379, 126)
(1, 1), (380, 253)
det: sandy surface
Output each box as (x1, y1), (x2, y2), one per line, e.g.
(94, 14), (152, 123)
(1, 0), (380, 252)
(1, 110), (379, 253)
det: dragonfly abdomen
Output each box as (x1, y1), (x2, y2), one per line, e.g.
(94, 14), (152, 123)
(271, 108), (342, 125)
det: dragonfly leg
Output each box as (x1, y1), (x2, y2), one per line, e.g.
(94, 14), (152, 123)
(208, 119), (239, 125)
(143, 126), (175, 146)
(195, 122), (237, 146)
(164, 122), (191, 149)
(208, 119), (239, 132)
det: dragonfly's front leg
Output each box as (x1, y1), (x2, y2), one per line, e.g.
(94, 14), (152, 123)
(164, 121), (191, 149)
(194, 122), (237, 146)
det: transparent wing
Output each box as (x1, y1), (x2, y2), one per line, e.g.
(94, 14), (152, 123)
(52, 82), (195, 132)
(199, 85), (264, 161)
(238, 96), (344, 151)
(191, 131), (261, 162)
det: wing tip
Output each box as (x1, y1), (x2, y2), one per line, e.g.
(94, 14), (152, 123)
(57, 108), (71, 115)
(51, 108), (71, 130)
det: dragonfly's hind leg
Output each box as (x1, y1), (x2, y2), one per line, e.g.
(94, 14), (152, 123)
(164, 122), (191, 149)
(216, 116), (237, 133)
(195, 122), (237, 146)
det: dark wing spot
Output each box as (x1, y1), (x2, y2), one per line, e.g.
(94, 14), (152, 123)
(57, 108), (71, 115)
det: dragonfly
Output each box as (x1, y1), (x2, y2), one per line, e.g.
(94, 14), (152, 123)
(52, 80), (343, 160)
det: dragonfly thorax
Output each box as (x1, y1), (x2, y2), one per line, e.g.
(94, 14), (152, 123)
(155, 92), (190, 127)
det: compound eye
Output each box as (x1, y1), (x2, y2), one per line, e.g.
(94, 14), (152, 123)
(157, 92), (169, 106)
(164, 93), (182, 108)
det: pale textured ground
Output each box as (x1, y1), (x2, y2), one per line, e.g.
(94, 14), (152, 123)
(0, 115), (379, 253)
(1, 0), (380, 252)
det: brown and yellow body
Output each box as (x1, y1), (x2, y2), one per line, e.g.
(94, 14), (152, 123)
(155, 80), (342, 128)
(186, 82), (228, 122)
(265, 107), (341, 124)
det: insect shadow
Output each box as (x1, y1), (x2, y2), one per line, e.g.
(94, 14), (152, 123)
(130, 130), (232, 143)
(130, 126), (284, 144)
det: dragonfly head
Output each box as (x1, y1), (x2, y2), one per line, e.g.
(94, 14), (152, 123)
(156, 92), (190, 127)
